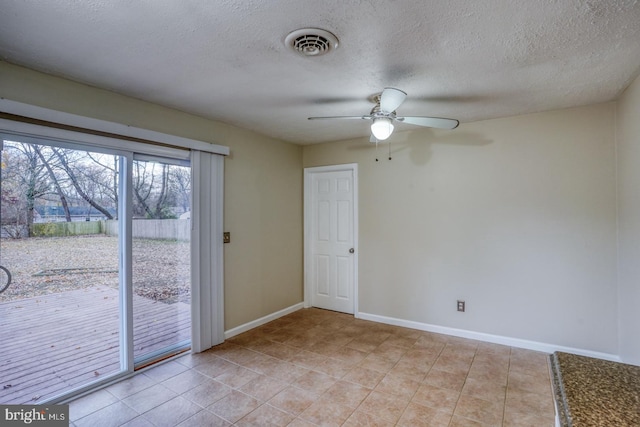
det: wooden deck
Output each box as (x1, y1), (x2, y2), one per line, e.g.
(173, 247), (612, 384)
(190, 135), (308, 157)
(0, 286), (190, 404)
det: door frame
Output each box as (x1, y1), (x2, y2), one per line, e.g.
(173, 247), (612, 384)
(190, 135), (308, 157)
(303, 163), (359, 316)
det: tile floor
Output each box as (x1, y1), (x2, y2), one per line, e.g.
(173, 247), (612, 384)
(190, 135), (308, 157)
(68, 308), (556, 426)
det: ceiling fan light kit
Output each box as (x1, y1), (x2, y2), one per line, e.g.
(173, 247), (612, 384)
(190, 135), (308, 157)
(308, 87), (460, 144)
(371, 117), (394, 140)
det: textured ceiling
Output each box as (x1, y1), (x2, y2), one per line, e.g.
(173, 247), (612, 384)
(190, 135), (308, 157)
(1, 0), (639, 145)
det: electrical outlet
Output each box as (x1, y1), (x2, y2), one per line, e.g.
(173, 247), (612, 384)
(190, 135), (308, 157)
(457, 300), (465, 312)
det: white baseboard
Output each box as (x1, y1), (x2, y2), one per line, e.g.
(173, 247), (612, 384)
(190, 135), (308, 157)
(357, 311), (621, 362)
(224, 302), (305, 339)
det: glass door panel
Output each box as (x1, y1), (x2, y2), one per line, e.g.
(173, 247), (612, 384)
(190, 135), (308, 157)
(131, 158), (191, 364)
(0, 139), (122, 403)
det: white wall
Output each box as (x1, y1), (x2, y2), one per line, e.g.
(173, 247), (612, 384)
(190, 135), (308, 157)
(304, 103), (619, 355)
(616, 73), (640, 366)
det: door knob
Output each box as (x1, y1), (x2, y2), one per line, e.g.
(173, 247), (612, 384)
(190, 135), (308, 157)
(349, 248), (355, 254)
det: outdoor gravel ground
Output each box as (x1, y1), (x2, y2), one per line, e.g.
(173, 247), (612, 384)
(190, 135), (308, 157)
(0, 235), (190, 303)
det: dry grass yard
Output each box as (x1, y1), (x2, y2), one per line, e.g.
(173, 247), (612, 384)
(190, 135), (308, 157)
(0, 235), (190, 303)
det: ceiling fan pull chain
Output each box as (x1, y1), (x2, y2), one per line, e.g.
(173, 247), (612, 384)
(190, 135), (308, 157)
(375, 140), (379, 162)
(388, 141), (392, 160)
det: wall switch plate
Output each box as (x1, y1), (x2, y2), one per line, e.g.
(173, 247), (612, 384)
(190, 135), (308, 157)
(457, 300), (465, 312)
(223, 232), (230, 243)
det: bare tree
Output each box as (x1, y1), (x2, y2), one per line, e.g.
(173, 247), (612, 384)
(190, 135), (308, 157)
(132, 161), (175, 219)
(2, 142), (49, 236)
(34, 146), (72, 222)
(51, 147), (114, 219)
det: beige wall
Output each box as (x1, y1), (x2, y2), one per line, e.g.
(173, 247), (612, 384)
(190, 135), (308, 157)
(616, 73), (640, 365)
(0, 61), (303, 330)
(2, 60), (629, 358)
(304, 103), (619, 355)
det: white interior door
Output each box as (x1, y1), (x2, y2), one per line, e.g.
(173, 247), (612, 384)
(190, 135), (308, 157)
(305, 164), (358, 314)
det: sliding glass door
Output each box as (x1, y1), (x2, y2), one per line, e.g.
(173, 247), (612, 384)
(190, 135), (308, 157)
(0, 136), (193, 403)
(131, 156), (191, 365)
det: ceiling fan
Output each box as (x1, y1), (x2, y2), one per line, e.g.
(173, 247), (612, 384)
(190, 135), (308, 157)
(308, 87), (459, 141)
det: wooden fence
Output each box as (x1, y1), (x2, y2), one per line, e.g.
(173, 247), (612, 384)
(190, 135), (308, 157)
(22, 219), (190, 241)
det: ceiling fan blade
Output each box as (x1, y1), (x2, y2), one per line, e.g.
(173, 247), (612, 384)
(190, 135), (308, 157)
(379, 87), (407, 113)
(397, 116), (459, 130)
(308, 115), (371, 120)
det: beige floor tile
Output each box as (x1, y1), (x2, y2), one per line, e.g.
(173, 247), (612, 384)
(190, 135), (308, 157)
(423, 368), (468, 392)
(467, 361), (509, 385)
(161, 368), (209, 394)
(343, 366), (385, 389)
(440, 344), (477, 362)
(258, 341), (302, 360)
(453, 394), (505, 426)
(262, 360), (310, 383)
(383, 334), (419, 348)
(281, 334), (316, 349)
(208, 390), (260, 423)
(343, 410), (397, 426)
(507, 370), (554, 396)
(413, 335), (447, 350)
(238, 374), (288, 402)
(396, 402), (452, 427)
(412, 383), (460, 413)
(358, 354), (397, 373)
(214, 364), (261, 388)
(142, 360), (189, 383)
(387, 359), (429, 381)
(121, 383), (177, 414)
(322, 380), (371, 409)
(329, 346), (369, 365)
(268, 386), (319, 415)
(176, 409), (231, 426)
(400, 347), (439, 365)
(286, 349), (328, 369)
(119, 416), (156, 427)
(192, 356), (235, 378)
(74, 401), (139, 427)
(292, 370), (337, 394)
(140, 395), (201, 426)
(299, 400), (354, 426)
(69, 389), (119, 421)
(357, 390), (409, 423)
(313, 357), (353, 378)
(461, 376), (507, 402)
(509, 350), (551, 377)
(68, 308), (556, 427)
(236, 403), (295, 426)
(503, 407), (556, 427)
(432, 354), (473, 375)
(448, 414), (486, 426)
(286, 417), (318, 427)
(372, 342), (408, 362)
(476, 342), (512, 357)
(219, 346), (264, 366)
(106, 373), (155, 399)
(181, 378), (232, 407)
(261, 328), (299, 344)
(345, 338), (381, 353)
(505, 389), (555, 416)
(308, 340), (343, 357)
(374, 373), (421, 399)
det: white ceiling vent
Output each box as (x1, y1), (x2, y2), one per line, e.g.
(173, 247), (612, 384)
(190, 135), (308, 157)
(285, 28), (338, 57)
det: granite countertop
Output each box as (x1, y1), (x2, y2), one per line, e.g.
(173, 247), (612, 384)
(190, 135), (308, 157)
(551, 351), (640, 427)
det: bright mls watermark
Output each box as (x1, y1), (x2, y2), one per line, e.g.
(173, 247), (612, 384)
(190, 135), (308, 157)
(1, 405), (68, 426)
